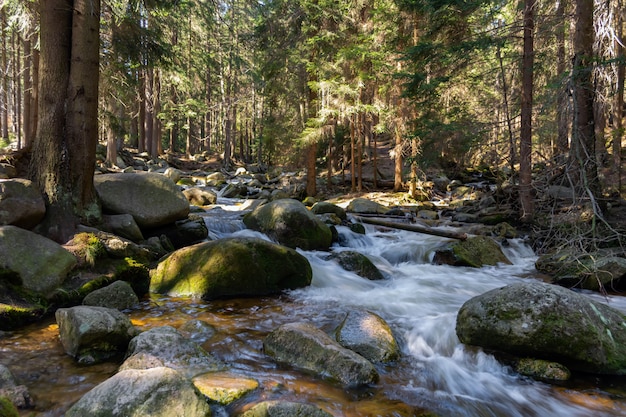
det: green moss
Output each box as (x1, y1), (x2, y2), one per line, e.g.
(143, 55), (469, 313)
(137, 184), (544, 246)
(72, 232), (107, 267)
(0, 396), (19, 417)
(115, 257), (150, 296)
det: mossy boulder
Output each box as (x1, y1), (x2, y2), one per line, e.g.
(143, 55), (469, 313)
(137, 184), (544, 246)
(0, 267), (48, 330)
(326, 251), (384, 280)
(0, 225), (77, 294)
(239, 401), (333, 417)
(346, 198), (389, 215)
(432, 236), (511, 267)
(94, 172), (190, 228)
(311, 201), (347, 221)
(150, 237), (312, 299)
(82, 280), (139, 310)
(514, 358), (571, 382)
(65, 367), (212, 417)
(192, 372), (259, 405)
(264, 322), (379, 387)
(456, 281), (626, 374)
(242, 199), (332, 251)
(0, 396), (19, 417)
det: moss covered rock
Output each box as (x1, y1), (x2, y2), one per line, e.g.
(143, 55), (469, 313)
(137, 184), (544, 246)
(192, 372), (258, 405)
(243, 199), (332, 251)
(514, 358), (571, 382)
(0, 396), (19, 417)
(150, 237), (312, 299)
(456, 281), (626, 375)
(239, 401), (333, 417)
(433, 235), (511, 267)
(326, 251), (384, 281)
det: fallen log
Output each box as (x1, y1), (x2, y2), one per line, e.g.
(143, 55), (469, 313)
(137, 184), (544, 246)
(353, 216), (467, 240)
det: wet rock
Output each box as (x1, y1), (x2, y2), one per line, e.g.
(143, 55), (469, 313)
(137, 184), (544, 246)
(143, 215), (208, 249)
(101, 214), (144, 242)
(243, 199), (332, 251)
(193, 371), (259, 405)
(184, 187), (218, 206)
(514, 358), (571, 382)
(239, 401), (333, 417)
(163, 167), (183, 184)
(0, 178), (45, 229)
(432, 236), (511, 267)
(0, 365), (31, 409)
(82, 280), (139, 310)
(150, 237), (312, 299)
(347, 198), (389, 215)
(94, 172), (190, 228)
(56, 306), (137, 364)
(65, 367), (212, 417)
(220, 182), (249, 198)
(0, 163), (16, 179)
(178, 319), (216, 343)
(311, 201), (347, 221)
(326, 251), (384, 280)
(263, 322), (379, 387)
(122, 326), (225, 378)
(0, 225), (77, 294)
(456, 281), (626, 375)
(206, 171), (226, 187)
(335, 310), (400, 363)
(86, 230), (154, 261)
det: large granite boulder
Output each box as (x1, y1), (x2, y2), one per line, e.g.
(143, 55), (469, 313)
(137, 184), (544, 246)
(243, 199), (332, 251)
(0, 225), (77, 294)
(346, 198), (389, 215)
(94, 172), (190, 228)
(0, 179), (45, 229)
(101, 214), (144, 242)
(184, 187), (218, 206)
(122, 326), (225, 378)
(433, 235), (511, 267)
(56, 306), (137, 364)
(335, 310), (400, 363)
(456, 281), (626, 374)
(150, 237), (312, 299)
(192, 372), (258, 405)
(263, 322), (379, 387)
(0, 364), (31, 409)
(65, 367), (212, 417)
(239, 401), (333, 417)
(311, 201), (347, 221)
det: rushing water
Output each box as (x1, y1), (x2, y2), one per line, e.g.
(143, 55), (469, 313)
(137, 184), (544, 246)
(2, 206), (626, 417)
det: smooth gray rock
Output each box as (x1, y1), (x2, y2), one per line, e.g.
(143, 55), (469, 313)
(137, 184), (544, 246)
(82, 280), (139, 310)
(335, 310), (400, 363)
(264, 322), (379, 387)
(94, 172), (189, 228)
(101, 214), (144, 242)
(0, 179), (45, 229)
(239, 401), (333, 417)
(65, 367), (212, 417)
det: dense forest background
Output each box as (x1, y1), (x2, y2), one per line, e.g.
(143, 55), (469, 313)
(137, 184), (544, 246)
(0, 0), (625, 232)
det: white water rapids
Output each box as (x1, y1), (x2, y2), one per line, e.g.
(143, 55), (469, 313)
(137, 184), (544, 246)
(206, 204), (626, 416)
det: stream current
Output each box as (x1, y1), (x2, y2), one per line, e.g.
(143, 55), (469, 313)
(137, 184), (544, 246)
(3, 201), (626, 416)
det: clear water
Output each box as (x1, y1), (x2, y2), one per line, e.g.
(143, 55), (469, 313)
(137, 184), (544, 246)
(2, 211), (626, 416)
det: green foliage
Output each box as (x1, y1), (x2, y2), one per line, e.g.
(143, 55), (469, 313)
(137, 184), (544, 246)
(0, 396), (19, 417)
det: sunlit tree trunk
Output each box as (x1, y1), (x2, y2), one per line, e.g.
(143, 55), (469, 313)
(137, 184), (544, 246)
(394, 127), (403, 191)
(555, 0), (569, 158)
(138, 70), (146, 153)
(519, 0), (535, 222)
(1, 10), (8, 142)
(23, 35), (32, 147)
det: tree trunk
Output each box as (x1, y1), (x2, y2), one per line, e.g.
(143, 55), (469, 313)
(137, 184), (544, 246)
(1, 10), (8, 142)
(306, 142), (317, 196)
(394, 127), (403, 191)
(23, 35), (32, 147)
(30, 0), (101, 242)
(519, 0), (535, 222)
(613, 0), (624, 191)
(570, 0), (601, 206)
(555, 0), (569, 158)
(138, 70), (146, 153)
(145, 67), (155, 158)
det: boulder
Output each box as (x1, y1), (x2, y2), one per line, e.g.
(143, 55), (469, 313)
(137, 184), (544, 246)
(346, 198), (389, 215)
(243, 199), (332, 251)
(432, 236), (511, 267)
(163, 167), (183, 184)
(94, 172), (190, 228)
(64, 367), (212, 417)
(150, 237), (312, 299)
(206, 172), (226, 187)
(122, 326), (225, 377)
(82, 280), (139, 310)
(0, 364), (31, 409)
(143, 215), (208, 249)
(0, 163), (16, 179)
(239, 401), (333, 417)
(56, 306), (137, 364)
(335, 310), (400, 363)
(456, 281), (626, 374)
(184, 187), (218, 206)
(311, 201), (347, 221)
(0, 225), (77, 294)
(514, 358), (571, 382)
(263, 322), (379, 387)
(0, 179), (45, 229)
(326, 251), (384, 281)
(101, 214), (144, 242)
(192, 372), (258, 405)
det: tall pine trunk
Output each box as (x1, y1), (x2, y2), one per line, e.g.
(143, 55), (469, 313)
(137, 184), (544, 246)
(519, 0), (535, 222)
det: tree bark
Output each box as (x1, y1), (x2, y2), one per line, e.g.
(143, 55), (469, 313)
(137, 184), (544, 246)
(519, 0), (535, 222)
(555, 0), (569, 157)
(30, 0), (101, 242)
(1, 10), (8, 142)
(613, 0), (624, 191)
